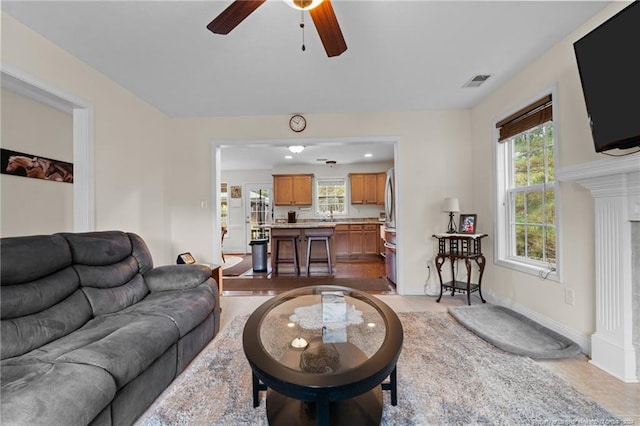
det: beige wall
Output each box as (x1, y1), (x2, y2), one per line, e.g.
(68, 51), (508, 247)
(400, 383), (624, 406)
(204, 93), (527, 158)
(167, 111), (473, 294)
(1, 88), (73, 236)
(2, 13), (171, 262)
(470, 2), (632, 340)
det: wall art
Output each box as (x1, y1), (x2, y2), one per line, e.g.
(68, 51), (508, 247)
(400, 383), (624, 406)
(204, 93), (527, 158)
(1, 148), (73, 183)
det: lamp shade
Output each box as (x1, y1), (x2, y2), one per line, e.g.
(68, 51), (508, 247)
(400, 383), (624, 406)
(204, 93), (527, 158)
(442, 197), (460, 213)
(288, 145), (305, 154)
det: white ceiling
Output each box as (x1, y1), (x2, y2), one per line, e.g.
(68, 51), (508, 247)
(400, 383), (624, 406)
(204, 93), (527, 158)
(1, 0), (609, 170)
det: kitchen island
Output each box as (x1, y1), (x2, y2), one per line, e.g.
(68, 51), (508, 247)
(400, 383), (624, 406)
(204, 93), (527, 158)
(269, 222), (336, 275)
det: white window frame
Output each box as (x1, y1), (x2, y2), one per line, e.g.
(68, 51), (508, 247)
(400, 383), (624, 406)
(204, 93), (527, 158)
(493, 89), (561, 282)
(315, 178), (347, 217)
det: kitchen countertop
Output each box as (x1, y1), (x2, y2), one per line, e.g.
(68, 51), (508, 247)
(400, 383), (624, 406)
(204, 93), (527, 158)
(268, 222), (337, 229)
(269, 218), (384, 228)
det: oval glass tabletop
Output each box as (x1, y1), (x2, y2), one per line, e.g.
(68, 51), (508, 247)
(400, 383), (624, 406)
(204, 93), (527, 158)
(258, 289), (387, 375)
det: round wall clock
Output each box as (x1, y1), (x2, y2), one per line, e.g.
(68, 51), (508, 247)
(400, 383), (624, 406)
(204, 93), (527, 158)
(289, 114), (307, 133)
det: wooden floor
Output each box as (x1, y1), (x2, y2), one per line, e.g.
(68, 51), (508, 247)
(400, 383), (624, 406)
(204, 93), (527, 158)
(222, 255), (394, 296)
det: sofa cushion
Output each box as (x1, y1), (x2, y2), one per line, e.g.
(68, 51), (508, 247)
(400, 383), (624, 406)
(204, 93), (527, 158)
(0, 234), (71, 285)
(1, 290), (92, 360)
(62, 231), (153, 315)
(129, 232), (153, 274)
(0, 362), (116, 426)
(55, 314), (179, 389)
(82, 274), (149, 316)
(144, 264), (213, 292)
(5, 313), (180, 389)
(118, 282), (217, 337)
(63, 231), (135, 266)
(61, 231), (153, 273)
(1, 267), (80, 319)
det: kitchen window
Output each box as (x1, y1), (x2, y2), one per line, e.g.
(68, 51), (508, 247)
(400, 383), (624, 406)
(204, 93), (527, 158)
(494, 93), (559, 281)
(316, 178), (346, 217)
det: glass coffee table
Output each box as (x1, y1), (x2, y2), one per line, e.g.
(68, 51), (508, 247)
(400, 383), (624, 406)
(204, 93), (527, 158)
(243, 285), (403, 426)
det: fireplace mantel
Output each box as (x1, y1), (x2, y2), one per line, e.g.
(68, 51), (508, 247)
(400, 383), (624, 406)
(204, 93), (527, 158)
(557, 153), (639, 382)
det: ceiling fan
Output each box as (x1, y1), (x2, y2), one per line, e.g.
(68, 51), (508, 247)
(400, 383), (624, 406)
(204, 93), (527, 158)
(206, 0), (347, 57)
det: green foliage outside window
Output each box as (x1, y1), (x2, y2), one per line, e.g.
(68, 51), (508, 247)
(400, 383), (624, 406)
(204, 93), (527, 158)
(510, 123), (555, 264)
(317, 180), (346, 215)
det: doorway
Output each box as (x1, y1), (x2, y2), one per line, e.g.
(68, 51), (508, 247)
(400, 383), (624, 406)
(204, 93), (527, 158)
(214, 137), (399, 291)
(1, 67), (94, 233)
(244, 183), (273, 253)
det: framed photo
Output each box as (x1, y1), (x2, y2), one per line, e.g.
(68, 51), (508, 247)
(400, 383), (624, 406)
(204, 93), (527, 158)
(459, 214), (477, 234)
(177, 252), (196, 264)
(230, 185), (241, 199)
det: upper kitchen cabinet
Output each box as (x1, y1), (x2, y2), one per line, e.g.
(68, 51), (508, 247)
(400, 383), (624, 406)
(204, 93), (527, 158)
(350, 172), (386, 205)
(273, 174), (314, 206)
(376, 173), (386, 205)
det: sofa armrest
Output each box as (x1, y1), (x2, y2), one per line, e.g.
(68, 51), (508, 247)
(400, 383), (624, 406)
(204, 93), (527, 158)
(143, 264), (212, 292)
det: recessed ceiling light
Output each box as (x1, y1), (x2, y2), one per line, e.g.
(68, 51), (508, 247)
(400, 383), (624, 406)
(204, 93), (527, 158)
(364, 153), (373, 158)
(285, 155), (293, 159)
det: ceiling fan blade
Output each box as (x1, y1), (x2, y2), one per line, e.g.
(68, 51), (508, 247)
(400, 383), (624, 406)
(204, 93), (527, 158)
(207, 0), (266, 35)
(309, 0), (347, 57)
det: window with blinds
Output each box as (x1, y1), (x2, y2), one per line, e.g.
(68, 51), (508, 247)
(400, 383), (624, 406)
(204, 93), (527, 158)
(495, 94), (559, 280)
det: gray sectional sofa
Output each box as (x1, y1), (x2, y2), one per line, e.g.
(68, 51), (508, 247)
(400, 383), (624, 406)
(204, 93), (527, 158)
(0, 231), (221, 426)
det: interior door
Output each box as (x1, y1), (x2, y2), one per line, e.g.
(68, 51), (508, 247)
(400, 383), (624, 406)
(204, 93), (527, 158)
(245, 183), (273, 253)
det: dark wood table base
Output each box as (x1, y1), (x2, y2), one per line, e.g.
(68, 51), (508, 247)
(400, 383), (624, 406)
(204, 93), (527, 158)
(266, 386), (383, 426)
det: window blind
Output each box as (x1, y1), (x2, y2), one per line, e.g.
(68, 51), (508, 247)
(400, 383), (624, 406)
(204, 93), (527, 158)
(496, 95), (552, 142)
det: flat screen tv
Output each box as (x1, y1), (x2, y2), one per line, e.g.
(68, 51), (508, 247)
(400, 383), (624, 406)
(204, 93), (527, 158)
(573, 2), (640, 153)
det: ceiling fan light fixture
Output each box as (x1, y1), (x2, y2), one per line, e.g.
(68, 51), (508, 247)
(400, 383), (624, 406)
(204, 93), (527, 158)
(284, 0), (324, 11)
(288, 145), (305, 154)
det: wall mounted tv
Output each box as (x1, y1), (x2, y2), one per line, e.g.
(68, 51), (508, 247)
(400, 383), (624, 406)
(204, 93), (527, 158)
(573, 2), (640, 153)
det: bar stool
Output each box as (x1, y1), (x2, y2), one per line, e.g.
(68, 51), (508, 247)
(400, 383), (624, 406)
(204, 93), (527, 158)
(306, 236), (332, 276)
(272, 236), (300, 275)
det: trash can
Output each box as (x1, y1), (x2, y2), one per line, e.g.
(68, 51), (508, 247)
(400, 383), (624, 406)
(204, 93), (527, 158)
(249, 238), (269, 272)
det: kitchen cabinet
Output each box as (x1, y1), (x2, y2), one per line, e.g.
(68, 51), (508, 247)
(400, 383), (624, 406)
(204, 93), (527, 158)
(349, 173), (379, 204)
(363, 224), (380, 255)
(334, 225), (350, 257)
(336, 223), (381, 259)
(376, 172), (386, 205)
(273, 174), (313, 206)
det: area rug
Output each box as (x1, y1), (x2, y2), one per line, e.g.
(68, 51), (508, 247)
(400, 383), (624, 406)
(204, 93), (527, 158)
(222, 255), (252, 276)
(223, 277), (392, 293)
(449, 304), (582, 359)
(136, 312), (619, 425)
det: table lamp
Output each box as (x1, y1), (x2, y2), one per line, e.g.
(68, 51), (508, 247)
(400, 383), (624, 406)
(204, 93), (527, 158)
(442, 197), (460, 233)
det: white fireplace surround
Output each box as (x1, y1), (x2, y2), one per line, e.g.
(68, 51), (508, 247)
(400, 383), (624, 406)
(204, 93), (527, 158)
(557, 153), (640, 383)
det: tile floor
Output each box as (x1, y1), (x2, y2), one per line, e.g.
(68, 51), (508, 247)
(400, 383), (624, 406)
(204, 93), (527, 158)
(220, 293), (640, 424)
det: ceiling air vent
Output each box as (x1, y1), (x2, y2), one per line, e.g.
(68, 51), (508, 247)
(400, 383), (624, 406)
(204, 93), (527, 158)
(463, 74), (491, 88)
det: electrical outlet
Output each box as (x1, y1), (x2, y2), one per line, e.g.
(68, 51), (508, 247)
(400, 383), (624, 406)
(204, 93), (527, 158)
(564, 289), (575, 306)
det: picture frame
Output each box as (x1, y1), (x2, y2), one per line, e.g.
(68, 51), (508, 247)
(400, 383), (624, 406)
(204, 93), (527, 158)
(459, 214), (477, 234)
(230, 185), (241, 199)
(1, 148), (74, 183)
(176, 252), (196, 264)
